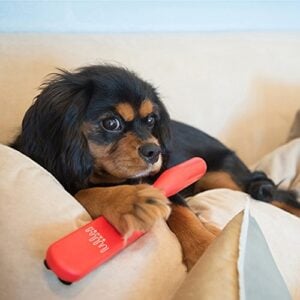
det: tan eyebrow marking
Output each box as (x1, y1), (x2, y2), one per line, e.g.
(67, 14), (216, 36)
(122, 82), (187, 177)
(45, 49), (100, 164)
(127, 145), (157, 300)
(139, 99), (154, 118)
(116, 103), (135, 122)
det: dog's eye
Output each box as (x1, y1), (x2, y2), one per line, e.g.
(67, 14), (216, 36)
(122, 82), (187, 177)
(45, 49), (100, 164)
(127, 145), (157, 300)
(145, 114), (156, 128)
(101, 117), (122, 132)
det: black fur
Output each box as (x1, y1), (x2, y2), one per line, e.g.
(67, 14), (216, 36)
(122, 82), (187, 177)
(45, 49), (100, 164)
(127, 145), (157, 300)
(167, 121), (300, 209)
(11, 65), (171, 194)
(11, 64), (299, 209)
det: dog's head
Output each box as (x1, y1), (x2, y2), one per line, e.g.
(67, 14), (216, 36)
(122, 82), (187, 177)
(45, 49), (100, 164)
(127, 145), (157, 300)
(14, 65), (171, 193)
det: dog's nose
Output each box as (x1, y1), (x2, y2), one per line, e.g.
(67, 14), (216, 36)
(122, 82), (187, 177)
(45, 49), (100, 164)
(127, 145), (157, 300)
(138, 143), (161, 164)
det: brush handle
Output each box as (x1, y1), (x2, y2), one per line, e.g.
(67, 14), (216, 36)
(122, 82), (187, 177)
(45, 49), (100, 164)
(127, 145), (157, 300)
(153, 157), (207, 197)
(45, 157), (207, 283)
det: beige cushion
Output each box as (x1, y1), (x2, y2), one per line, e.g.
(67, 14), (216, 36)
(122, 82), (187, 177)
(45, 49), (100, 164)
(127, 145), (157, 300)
(253, 138), (300, 193)
(186, 138), (300, 299)
(287, 110), (300, 142)
(1, 134), (300, 299)
(0, 144), (186, 300)
(173, 211), (243, 300)
(175, 196), (300, 299)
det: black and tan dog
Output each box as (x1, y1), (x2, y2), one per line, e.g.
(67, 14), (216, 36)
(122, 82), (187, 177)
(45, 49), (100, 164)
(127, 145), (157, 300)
(11, 65), (300, 270)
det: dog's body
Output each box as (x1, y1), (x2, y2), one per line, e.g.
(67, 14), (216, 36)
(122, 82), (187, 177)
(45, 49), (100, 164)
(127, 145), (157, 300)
(11, 65), (300, 270)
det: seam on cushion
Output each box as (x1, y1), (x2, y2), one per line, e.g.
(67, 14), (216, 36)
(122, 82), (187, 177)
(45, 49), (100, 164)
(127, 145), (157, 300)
(237, 197), (251, 300)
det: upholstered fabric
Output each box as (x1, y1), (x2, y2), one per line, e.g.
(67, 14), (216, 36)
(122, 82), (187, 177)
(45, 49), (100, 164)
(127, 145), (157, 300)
(173, 212), (243, 300)
(175, 196), (300, 300)
(187, 139), (300, 300)
(1, 31), (300, 297)
(239, 211), (291, 300)
(0, 144), (186, 300)
(2, 33), (300, 166)
(1, 136), (300, 299)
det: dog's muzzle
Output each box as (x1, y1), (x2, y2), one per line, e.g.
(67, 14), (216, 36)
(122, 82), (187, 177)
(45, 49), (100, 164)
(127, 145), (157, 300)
(138, 143), (161, 164)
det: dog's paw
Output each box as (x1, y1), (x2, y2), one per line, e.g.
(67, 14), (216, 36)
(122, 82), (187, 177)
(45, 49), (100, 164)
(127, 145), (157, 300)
(103, 184), (171, 238)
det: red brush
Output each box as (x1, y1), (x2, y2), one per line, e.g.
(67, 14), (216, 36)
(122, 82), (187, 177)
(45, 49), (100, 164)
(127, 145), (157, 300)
(45, 157), (207, 284)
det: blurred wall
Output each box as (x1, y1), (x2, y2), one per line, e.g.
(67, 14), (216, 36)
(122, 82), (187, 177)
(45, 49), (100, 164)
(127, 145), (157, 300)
(1, 1), (300, 33)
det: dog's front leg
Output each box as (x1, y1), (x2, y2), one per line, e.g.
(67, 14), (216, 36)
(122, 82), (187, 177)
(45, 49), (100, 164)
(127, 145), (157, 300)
(167, 204), (220, 271)
(75, 184), (171, 238)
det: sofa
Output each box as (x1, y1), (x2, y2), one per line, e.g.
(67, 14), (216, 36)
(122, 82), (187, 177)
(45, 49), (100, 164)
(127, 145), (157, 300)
(0, 33), (300, 299)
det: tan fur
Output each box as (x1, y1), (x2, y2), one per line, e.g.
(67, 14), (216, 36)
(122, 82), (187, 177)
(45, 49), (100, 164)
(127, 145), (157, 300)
(88, 133), (162, 180)
(139, 99), (153, 118)
(81, 107), (222, 271)
(167, 205), (220, 271)
(194, 171), (242, 193)
(75, 184), (170, 238)
(272, 201), (300, 217)
(89, 172), (126, 185)
(116, 103), (135, 121)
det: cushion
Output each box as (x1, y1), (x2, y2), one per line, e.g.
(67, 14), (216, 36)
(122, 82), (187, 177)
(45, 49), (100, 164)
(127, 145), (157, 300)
(239, 207), (291, 300)
(184, 138), (300, 299)
(287, 110), (300, 142)
(1, 137), (300, 299)
(174, 197), (300, 299)
(253, 138), (300, 194)
(0, 144), (186, 300)
(173, 211), (243, 300)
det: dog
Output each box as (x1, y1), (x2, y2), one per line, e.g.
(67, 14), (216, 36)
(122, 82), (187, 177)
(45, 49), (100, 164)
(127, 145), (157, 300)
(11, 65), (300, 270)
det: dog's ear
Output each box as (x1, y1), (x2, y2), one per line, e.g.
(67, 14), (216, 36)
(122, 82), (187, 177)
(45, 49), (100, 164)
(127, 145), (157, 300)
(153, 100), (171, 166)
(12, 71), (94, 194)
